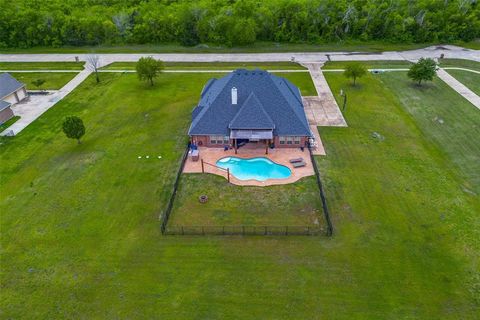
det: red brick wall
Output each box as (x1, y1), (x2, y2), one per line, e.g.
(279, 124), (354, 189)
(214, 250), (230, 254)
(273, 136), (308, 148)
(191, 135), (308, 148)
(0, 107), (14, 125)
(191, 135), (230, 148)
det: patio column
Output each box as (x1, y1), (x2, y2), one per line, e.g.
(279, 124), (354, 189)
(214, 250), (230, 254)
(265, 139), (269, 155)
(234, 138), (237, 154)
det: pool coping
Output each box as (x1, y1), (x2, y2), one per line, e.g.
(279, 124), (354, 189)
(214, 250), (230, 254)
(183, 147), (314, 186)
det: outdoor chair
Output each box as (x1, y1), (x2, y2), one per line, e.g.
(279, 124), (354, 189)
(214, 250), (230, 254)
(292, 161), (306, 168)
(289, 157), (304, 164)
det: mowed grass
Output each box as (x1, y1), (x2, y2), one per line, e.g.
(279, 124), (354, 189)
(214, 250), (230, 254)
(9, 72), (77, 89)
(101, 61), (306, 70)
(379, 72), (480, 193)
(318, 72), (480, 317)
(0, 62), (85, 70)
(445, 70), (480, 95)
(170, 174), (324, 227)
(323, 60), (412, 69)
(1, 70), (480, 318)
(0, 116), (20, 132)
(439, 59), (480, 71)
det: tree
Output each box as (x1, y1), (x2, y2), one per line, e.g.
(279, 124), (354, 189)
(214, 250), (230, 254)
(407, 57), (438, 85)
(62, 116), (85, 144)
(86, 54), (101, 83)
(136, 57), (164, 86)
(32, 79), (46, 89)
(344, 62), (367, 86)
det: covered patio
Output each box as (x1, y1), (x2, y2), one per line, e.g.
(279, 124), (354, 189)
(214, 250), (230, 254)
(183, 146), (314, 186)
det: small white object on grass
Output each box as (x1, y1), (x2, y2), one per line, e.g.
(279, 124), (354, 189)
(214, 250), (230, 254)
(138, 156), (142, 159)
(158, 156), (162, 159)
(146, 156), (150, 159)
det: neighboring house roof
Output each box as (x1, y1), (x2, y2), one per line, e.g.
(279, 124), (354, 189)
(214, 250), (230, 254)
(0, 100), (12, 112)
(188, 69), (311, 137)
(0, 73), (25, 100)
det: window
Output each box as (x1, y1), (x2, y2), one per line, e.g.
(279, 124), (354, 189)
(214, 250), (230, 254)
(279, 136), (301, 145)
(210, 135), (228, 145)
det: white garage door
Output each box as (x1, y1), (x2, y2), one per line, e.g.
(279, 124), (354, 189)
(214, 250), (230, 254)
(3, 93), (17, 104)
(16, 88), (26, 101)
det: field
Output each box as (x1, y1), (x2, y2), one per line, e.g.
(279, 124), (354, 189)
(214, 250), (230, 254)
(0, 62), (85, 70)
(9, 72), (77, 89)
(1, 65), (480, 318)
(323, 60), (412, 69)
(445, 70), (480, 95)
(439, 59), (480, 71)
(101, 61), (306, 70)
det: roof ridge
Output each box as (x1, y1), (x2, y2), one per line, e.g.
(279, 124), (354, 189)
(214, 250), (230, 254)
(228, 92), (275, 129)
(269, 74), (311, 135)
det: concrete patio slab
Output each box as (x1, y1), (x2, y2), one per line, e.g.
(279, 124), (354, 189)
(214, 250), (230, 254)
(183, 146), (314, 186)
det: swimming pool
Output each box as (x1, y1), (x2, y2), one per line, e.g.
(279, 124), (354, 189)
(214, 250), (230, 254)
(216, 157), (291, 181)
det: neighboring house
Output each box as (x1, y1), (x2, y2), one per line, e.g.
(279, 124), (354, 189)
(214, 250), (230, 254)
(0, 100), (14, 125)
(0, 72), (28, 105)
(188, 69), (312, 153)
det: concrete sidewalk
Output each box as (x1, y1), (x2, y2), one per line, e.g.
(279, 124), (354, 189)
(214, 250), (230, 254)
(437, 68), (480, 110)
(1, 69), (92, 135)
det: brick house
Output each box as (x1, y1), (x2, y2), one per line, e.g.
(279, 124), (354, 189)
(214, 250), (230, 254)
(188, 69), (312, 153)
(0, 73), (27, 125)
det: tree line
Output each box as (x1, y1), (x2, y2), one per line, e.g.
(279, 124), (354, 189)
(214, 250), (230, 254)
(1, 0), (479, 49)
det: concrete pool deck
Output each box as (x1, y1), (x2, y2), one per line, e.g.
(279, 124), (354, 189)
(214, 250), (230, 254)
(183, 146), (314, 186)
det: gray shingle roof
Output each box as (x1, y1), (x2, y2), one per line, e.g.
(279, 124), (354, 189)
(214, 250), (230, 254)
(0, 73), (25, 99)
(229, 92), (275, 130)
(188, 69), (311, 137)
(0, 100), (12, 112)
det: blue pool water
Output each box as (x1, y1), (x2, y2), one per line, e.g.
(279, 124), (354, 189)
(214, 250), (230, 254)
(216, 157), (291, 181)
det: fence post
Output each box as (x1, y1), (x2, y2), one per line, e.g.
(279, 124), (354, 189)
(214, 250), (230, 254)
(242, 226), (245, 235)
(264, 226), (267, 235)
(202, 226), (205, 235)
(227, 168), (230, 183)
(181, 226), (184, 235)
(201, 159), (204, 173)
(222, 226), (225, 235)
(285, 226), (288, 235)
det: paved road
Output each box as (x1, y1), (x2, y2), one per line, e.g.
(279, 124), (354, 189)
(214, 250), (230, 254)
(1, 45), (479, 66)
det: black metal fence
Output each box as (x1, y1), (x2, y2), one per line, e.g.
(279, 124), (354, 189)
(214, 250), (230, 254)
(165, 225), (324, 236)
(308, 147), (334, 236)
(160, 146), (189, 234)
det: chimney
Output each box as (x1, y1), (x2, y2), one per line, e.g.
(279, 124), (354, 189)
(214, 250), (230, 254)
(231, 87), (237, 105)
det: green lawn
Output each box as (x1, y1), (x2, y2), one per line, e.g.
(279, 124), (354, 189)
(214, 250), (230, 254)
(0, 116), (20, 132)
(318, 72), (479, 317)
(101, 61), (306, 70)
(445, 70), (480, 95)
(0, 62), (85, 70)
(323, 60), (412, 70)
(10, 72), (77, 89)
(439, 59), (480, 72)
(170, 174), (324, 227)
(1, 69), (479, 318)
(378, 72), (480, 193)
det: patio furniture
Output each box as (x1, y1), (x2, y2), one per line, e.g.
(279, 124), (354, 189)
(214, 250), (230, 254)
(292, 161), (306, 168)
(190, 149), (199, 162)
(289, 157), (304, 164)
